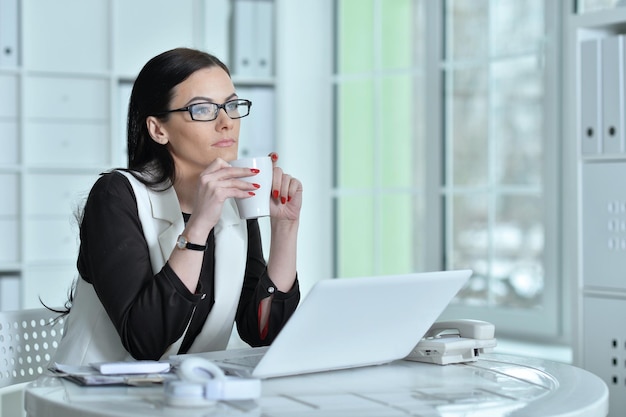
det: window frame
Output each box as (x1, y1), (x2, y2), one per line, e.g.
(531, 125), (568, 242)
(429, 0), (564, 340)
(331, 0), (567, 341)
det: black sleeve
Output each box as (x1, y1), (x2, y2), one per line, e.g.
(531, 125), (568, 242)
(235, 219), (300, 346)
(77, 172), (201, 360)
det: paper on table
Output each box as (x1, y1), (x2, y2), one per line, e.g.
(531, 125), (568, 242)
(53, 363), (97, 376)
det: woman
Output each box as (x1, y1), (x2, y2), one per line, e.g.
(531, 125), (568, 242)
(52, 48), (302, 365)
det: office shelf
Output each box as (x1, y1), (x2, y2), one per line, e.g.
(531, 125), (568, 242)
(569, 5), (626, 416)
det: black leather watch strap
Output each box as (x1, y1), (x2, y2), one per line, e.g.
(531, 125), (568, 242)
(185, 241), (207, 251)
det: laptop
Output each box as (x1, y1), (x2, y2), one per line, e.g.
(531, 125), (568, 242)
(172, 269), (472, 379)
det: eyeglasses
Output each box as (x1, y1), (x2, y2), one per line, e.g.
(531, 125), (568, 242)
(155, 99), (252, 122)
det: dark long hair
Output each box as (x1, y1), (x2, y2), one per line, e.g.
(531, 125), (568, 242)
(126, 47), (230, 188)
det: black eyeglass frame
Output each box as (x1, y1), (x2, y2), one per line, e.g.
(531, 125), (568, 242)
(154, 99), (252, 122)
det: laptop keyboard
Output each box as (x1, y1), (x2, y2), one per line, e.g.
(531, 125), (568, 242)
(220, 353), (264, 368)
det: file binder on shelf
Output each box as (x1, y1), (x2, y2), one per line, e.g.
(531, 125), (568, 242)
(232, 0), (254, 76)
(580, 38), (601, 155)
(601, 35), (625, 154)
(254, 0), (273, 77)
(0, 0), (19, 67)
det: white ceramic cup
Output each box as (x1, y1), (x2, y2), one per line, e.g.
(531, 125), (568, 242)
(230, 156), (273, 219)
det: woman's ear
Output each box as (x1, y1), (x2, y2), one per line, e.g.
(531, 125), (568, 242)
(146, 116), (169, 145)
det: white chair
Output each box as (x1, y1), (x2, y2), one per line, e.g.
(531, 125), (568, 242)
(0, 308), (65, 417)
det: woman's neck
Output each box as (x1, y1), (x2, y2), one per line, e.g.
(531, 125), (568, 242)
(173, 169), (199, 214)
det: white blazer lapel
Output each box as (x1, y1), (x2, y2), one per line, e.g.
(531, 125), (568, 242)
(152, 187), (185, 263)
(117, 171), (183, 273)
(214, 198), (247, 296)
(187, 198), (248, 352)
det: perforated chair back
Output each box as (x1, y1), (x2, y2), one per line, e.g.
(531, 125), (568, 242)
(0, 308), (65, 388)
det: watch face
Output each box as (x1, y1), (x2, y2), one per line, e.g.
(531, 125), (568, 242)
(176, 235), (187, 249)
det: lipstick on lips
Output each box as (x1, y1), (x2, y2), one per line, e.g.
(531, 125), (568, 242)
(213, 138), (236, 147)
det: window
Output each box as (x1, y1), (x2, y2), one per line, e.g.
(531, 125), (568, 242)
(333, 0), (562, 339)
(334, 0), (428, 277)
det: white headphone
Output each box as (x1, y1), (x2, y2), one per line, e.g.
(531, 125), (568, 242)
(165, 357), (261, 407)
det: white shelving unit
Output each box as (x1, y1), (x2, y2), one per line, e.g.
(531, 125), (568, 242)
(568, 6), (626, 416)
(0, 0), (276, 310)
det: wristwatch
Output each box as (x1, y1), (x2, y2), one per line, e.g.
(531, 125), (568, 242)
(176, 235), (208, 251)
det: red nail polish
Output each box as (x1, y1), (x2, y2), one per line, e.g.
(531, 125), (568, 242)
(287, 196), (292, 202)
(252, 183), (260, 188)
(273, 190), (279, 199)
(281, 196), (286, 204)
(248, 192), (256, 196)
(270, 153), (278, 162)
(250, 168), (260, 173)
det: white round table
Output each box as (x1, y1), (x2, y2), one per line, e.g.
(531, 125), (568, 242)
(24, 354), (609, 417)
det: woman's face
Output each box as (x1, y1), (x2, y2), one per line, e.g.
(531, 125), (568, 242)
(154, 66), (240, 174)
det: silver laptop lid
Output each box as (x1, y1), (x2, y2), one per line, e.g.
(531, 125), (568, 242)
(252, 269), (472, 378)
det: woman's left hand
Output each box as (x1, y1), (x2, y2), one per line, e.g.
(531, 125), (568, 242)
(268, 152), (303, 221)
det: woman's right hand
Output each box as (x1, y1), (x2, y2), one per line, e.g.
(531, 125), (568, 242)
(184, 158), (259, 238)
